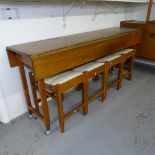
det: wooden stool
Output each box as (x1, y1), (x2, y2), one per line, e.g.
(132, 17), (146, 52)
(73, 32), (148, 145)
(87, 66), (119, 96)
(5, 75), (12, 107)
(114, 48), (135, 80)
(96, 54), (123, 92)
(29, 71), (88, 133)
(72, 62), (108, 105)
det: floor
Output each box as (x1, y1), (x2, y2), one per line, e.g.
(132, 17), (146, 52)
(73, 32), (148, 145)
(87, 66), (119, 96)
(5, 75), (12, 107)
(0, 64), (155, 155)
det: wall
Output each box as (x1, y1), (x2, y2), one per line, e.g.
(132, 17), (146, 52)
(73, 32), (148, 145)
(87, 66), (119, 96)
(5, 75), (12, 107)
(0, 1), (154, 122)
(0, 1), (126, 20)
(124, 3), (155, 21)
(0, 83), (10, 123)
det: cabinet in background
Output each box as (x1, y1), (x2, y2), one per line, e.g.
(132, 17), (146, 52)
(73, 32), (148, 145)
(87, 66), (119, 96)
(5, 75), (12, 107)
(121, 20), (155, 61)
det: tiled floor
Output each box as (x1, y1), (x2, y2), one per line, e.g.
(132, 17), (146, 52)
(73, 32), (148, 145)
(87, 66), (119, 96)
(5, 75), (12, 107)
(0, 64), (155, 155)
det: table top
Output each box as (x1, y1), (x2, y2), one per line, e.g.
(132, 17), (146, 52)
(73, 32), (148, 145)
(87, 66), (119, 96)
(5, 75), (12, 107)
(7, 27), (139, 57)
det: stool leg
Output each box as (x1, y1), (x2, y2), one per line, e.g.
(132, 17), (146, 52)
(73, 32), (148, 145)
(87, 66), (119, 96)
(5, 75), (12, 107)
(82, 80), (88, 116)
(117, 63), (123, 90)
(62, 94), (64, 101)
(38, 80), (50, 133)
(110, 66), (115, 74)
(92, 75), (99, 81)
(101, 69), (108, 102)
(128, 56), (135, 81)
(55, 86), (65, 133)
(107, 68), (110, 89)
(75, 83), (82, 91)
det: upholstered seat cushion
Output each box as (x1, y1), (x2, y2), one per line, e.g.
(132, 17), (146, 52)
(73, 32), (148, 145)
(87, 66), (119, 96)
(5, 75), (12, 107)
(114, 48), (134, 56)
(45, 71), (82, 85)
(72, 62), (104, 72)
(96, 54), (120, 63)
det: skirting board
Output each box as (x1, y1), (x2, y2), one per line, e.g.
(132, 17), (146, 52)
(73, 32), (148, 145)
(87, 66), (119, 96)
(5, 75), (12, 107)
(135, 58), (155, 68)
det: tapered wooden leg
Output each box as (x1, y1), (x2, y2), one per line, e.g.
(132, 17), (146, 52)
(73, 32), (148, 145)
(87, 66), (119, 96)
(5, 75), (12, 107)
(29, 73), (40, 113)
(111, 66), (115, 74)
(117, 63), (123, 90)
(55, 86), (65, 133)
(101, 69), (108, 102)
(92, 75), (99, 81)
(61, 94), (64, 101)
(106, 67), (110, 90)
(75, 83), (82, 91)
(18, 63), (32, 115)
(38, 80), (50, 132)
(82, 80), (88, 116)
(128, 56), (135, 80)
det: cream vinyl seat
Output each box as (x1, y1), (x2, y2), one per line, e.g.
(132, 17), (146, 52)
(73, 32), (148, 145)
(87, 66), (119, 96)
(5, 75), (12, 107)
(96, 54), (121, 63)
(45, 71), (82, 85)
(73, 62), (105, 72)
(96, 54), (123, 91)
(72, 61), (108, 105)
(114, 48), (134, 55)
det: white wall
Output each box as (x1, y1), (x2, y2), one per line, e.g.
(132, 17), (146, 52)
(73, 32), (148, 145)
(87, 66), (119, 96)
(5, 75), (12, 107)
(124, 3), (155, 21)
(0, 83), (10, 123)
(0, 1), (126, 20)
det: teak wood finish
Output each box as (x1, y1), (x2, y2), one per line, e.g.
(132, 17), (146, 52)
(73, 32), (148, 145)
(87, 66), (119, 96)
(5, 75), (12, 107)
(121, 21), (155, 61)
(95, 56), (124, 91)
(106, 56), (124, 90)
(6, 27), (141, 133)
(85, 64), (108, 103)
(121, 0), (155, 61)
(29, 72), (88, 133)
(122, 49), (136, 80)
(74, 63), (108, 103)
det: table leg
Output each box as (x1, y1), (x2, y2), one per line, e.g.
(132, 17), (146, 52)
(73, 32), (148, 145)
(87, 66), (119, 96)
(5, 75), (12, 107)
(38, 80), (51, 133)
(18, 63), (32, 116)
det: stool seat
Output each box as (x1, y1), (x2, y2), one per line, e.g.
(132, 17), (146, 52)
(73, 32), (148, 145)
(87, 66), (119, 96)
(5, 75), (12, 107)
(72, 61), (107, 103)
(45, 71), (82, 85)
(96, 53), (123, 90)
(114, 48), (134, 56)
(114, 48), (135, 81)
(96, 54), (121, 63)
(72, 62), (104, 72)
(30, 70), (87, 133)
